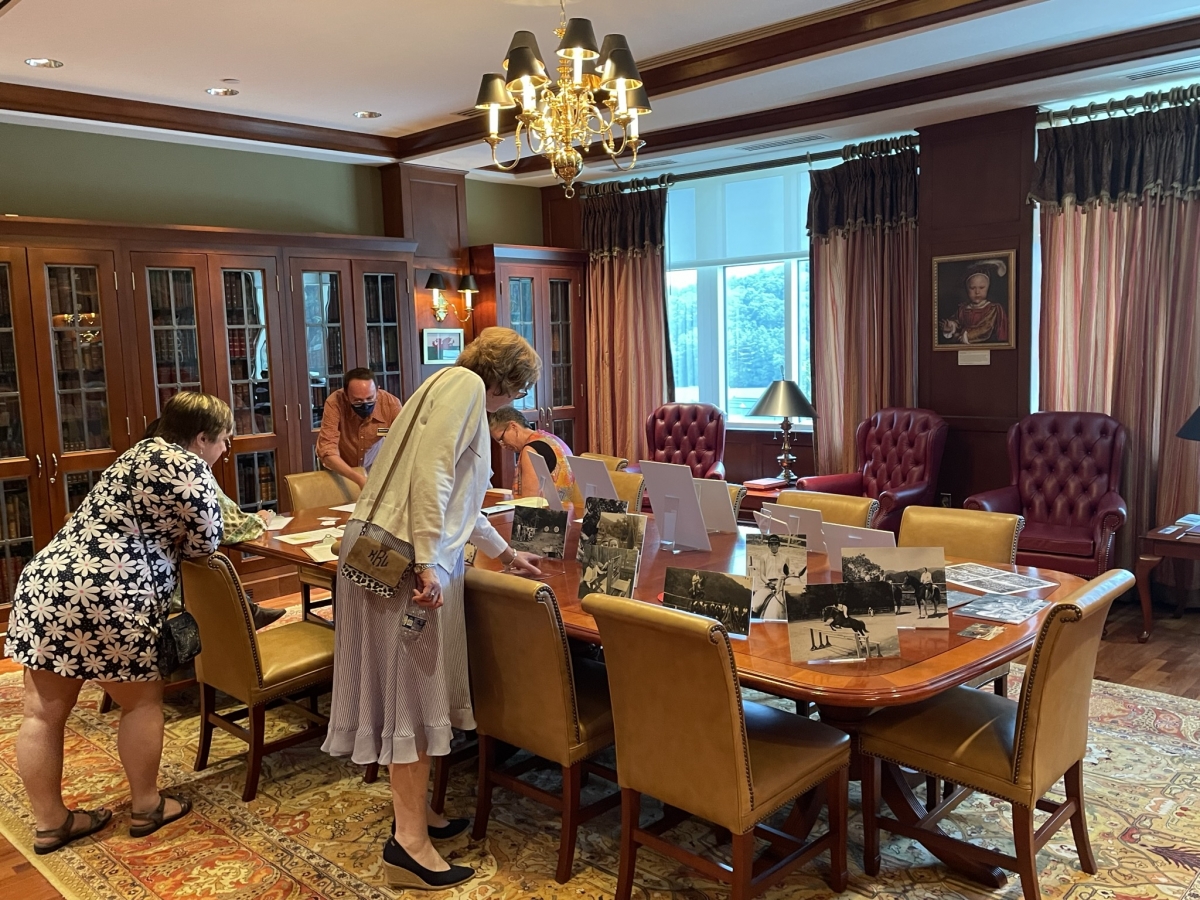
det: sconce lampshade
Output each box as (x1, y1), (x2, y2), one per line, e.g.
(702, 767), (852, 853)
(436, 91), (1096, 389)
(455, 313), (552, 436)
(458, 274), (479, 294)
(475, 73), (516, 109)
(626, 83), (652, 115)
(749, 379), (817, 420)
(597, 33), (631, 66)
(424, 272), (448, 292)
(1178, 405), (1200, 441)
(504, 31), (545, 69)
(557, 18), (600, 59)
(600, 48), (643, 91)
(505, 46), (549, 89)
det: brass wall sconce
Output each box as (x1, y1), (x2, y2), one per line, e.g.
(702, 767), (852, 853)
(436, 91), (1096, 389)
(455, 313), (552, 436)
(426, 272), (475, 323)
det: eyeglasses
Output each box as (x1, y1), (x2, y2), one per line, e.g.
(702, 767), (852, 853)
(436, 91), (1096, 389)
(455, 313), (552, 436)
(492, 423), (513, 445)
(513, 390), (528, 401)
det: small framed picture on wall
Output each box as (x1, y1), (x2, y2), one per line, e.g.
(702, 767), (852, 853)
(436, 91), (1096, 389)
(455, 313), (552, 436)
(932, 250), (1016, 351)
(422, 328), (464, 365)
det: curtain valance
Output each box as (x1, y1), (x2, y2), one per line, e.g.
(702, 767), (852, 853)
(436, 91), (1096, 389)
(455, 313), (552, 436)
(581, 186), (666, 257)
(807, 148), (918, 239)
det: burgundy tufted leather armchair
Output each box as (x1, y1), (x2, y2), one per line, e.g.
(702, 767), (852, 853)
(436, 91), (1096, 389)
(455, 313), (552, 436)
(964, 412), (1127, 577)
(795, 407), (949, 533)
(642, 403), (727, 479)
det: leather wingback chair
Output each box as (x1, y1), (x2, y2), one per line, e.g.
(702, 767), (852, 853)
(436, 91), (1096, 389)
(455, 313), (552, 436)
(778, 489), (879, 528)
(583, 593), (850, 900)
(963, 412), (1128, 577)
(464, 568), (618, 883)
(184, 553), (334, 801)
(796, 407), (948, 533)
(644, 403), (727, 479)
(283, 470), (363, 622)
(858, 569), (1134, 900)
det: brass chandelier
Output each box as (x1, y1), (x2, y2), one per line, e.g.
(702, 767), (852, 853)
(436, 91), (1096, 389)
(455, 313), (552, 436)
(474, 0), (649, 197)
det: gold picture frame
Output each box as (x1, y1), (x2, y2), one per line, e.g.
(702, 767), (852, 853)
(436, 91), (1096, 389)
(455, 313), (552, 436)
(932, 250), (1016, 351)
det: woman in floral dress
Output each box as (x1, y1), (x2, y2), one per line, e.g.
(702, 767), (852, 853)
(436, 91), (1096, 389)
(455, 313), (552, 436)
(5, 392), (230, 853)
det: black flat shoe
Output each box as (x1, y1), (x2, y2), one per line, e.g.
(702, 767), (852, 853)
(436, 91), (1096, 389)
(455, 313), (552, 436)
(427, 817), (470, 840)
(382, 837), (474, 890)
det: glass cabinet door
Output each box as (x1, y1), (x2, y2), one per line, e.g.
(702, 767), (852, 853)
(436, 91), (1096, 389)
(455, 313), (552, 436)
(27, 249), (130, 527)
(502, 271), (541, 418)
(350, 259), (418, 404)
(546, 274), (578, 449)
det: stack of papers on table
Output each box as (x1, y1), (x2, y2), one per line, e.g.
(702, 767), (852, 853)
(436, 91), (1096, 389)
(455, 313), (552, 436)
(276, 526), (344, 545)
(946, 563), (1056, 594)
(954, 593), (1048, 624)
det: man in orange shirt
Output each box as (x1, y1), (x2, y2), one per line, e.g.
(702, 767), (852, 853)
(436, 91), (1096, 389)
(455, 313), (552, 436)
(316, 367), (402, 488)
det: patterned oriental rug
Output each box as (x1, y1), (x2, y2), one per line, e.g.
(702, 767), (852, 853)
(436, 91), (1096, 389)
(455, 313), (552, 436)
(1, 658), (1198, 900)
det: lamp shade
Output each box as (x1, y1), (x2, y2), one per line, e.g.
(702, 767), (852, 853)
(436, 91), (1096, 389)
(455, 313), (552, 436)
(424, 272), (448, 292)
(504, 30), (545, 69)
(598, 33), (631, 66)
(626, 83), (652, 114)
(600, 48), (643, 90)
(1178, 405), (1200, 441)
(458, 274), (479, 294)
(504, 46), (549, 89)
(475, 73), (515, 109)
(557, 18), (600, 59)
(749, 379), (817, 420)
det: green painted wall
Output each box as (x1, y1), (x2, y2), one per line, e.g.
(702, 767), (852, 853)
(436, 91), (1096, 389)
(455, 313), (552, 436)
(0, 122), (385, 234)
(465, 178), (543, 247)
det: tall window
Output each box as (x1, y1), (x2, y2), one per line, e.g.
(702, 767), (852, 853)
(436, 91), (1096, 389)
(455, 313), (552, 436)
(665, 168), (812, 425)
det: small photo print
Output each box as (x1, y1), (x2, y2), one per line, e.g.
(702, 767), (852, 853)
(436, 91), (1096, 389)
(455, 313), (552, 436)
(959, 623), (1006, 641)
(422, 328), (464, 365)
(463, 543), (478, 566)
(955, 593), (1049, 624)
(745, 533), (808, 620)
(785, 582), (898, 661)
(510, 507), (569, 560)
(576, 496), (630, 563)
(662, 568), (752, 637)
(578, 545), (639, 599)
(842, 546), (949, 627)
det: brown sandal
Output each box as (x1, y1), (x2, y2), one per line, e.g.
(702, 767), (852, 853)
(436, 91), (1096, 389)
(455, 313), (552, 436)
(34, 807), (112, 855)
(129, 793), (191, 838)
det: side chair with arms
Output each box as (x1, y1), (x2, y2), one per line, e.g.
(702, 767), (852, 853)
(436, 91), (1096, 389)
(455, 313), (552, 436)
(728, 483), (749, 520)
(580, 452), (628, 470)
(583, 593), (850, 900)
(796, 407), (948, 533)
(464, 568), (619, 884)
(858, 568), (1135, 900)
(566, 471), (645, 513)
(183, 553), (336, 802)
(777, 489), (878, 528)
(964, 412), (1127, 578)
(282, 469), (362, 623)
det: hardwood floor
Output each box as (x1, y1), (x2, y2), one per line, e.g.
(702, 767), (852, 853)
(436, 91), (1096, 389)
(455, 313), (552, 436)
(0, 595), (1196, 900)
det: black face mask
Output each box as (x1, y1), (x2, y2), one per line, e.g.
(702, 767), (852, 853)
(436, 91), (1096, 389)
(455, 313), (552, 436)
(351, 402), (376, 418)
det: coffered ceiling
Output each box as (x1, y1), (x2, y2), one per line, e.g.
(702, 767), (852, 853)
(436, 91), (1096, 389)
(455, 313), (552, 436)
(1, 0), (1199, 182)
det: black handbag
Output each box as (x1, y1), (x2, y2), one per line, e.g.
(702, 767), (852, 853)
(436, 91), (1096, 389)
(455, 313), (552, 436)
(126, 462), (202, 677)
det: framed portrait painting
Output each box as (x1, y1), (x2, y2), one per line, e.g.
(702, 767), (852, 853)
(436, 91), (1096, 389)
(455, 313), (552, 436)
(422, 328), (463, 365)
(932, 251), (1015, 351)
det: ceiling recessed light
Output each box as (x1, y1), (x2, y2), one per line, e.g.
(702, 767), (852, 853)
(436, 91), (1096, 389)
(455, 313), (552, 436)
(220, 78), (240, 84)
(25, 58), (63, 68)
(206, 87), (239, 96)
(354, 110), (382, 119)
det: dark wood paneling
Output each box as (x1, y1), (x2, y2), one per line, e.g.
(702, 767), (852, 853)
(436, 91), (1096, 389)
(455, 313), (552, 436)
(724, 428), (815, 486)
(507, 17), (1200, 173)
(401, 165), (469, 265)
(916, 108), (1035, 505)
(542, 188), (583, 250)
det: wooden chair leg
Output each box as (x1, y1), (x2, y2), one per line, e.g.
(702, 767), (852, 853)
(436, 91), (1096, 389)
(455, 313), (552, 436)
(1012, 803), (1043, 900)
(1064, 760), (1097, 874)
(994, 673), (1008, 696)
(431, 755), (450, 815)
(861, 754), (881, 876)
(242, 704), (266, 802)
(826, 765), (849, 892)
(924, 775), (941, 810)
(556, 761), (582, 883)
(98, 690), (115, 714)
(301, 583), (312, 622)
(615, 788), (640, 900)
(730, 829), (755, 900)
(194, 683), (215, 772)
(363, 762), (379, 784)
(472, 734), (495, 840)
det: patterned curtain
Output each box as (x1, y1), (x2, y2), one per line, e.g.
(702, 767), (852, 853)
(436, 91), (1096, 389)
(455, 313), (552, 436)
(581, 185), (670, 462)
(808, 149), (919, 474)
(1032, 104), (1200, 585)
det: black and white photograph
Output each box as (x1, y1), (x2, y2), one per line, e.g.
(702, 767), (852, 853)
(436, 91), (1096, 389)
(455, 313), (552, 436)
(575, 496), (630, 563)
(959, 623), (1006, 641)
(510, 506), (569, 560)
(745, 533), (808, 620)
(662, 568), (752, 637)
(946, 563), (1058, 595)
(785, 582), (897, 661)
(577, 545), (639, 599)
(463, 542), (478, 566)
(955, 593), (1049, 624)
(842, 546), (949, 627)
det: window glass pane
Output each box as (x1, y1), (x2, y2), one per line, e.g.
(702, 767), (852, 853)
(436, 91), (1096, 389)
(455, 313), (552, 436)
(724, 177), (784, 259)
(666, 270), (699, 402)
(797, 258), (812, 399)
(723, 263), (785, 418)
(667, 188), (696, 263)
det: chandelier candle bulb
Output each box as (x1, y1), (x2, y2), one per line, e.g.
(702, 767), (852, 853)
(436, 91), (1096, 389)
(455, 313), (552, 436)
(616, 79), (627, 113)
(488, 105), (499, 138)
(630, 110), (639, 139)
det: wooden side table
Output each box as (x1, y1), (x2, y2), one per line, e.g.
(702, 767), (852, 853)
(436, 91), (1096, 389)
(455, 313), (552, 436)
(1135, 526), (1200, 643)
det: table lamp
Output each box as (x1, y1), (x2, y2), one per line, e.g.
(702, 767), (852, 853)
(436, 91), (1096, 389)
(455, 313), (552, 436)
(1178, 405), (1200, 441)
(749, 379), (817, 485)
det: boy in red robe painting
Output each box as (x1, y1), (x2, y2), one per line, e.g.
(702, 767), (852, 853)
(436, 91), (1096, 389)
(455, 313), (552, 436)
(940, 263), (1010, 345)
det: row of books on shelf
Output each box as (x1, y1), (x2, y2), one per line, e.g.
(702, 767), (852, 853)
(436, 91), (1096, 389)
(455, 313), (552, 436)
(3, 491), (30, 540)
(237, 458), (278, 505)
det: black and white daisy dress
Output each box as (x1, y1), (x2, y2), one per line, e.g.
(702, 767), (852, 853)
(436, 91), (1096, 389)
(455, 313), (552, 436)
(4, 437), (223, 681)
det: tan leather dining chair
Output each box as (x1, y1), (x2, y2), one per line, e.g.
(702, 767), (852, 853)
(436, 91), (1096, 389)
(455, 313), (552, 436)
(282, 470), (362, 623)
(464, 568), (618, 884)
(777, 489), (878, 527)
(859, 569), (1134, 900)
(581, 451), (628, 470)
(582, 593), (850, 900)
(183, 553), (335, 801)
(728, 483), (749, 520)
(612, 471), (646, 511)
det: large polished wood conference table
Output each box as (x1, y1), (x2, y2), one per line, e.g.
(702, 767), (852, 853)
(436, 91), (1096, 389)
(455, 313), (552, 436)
(234, 503), (1083, 889)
